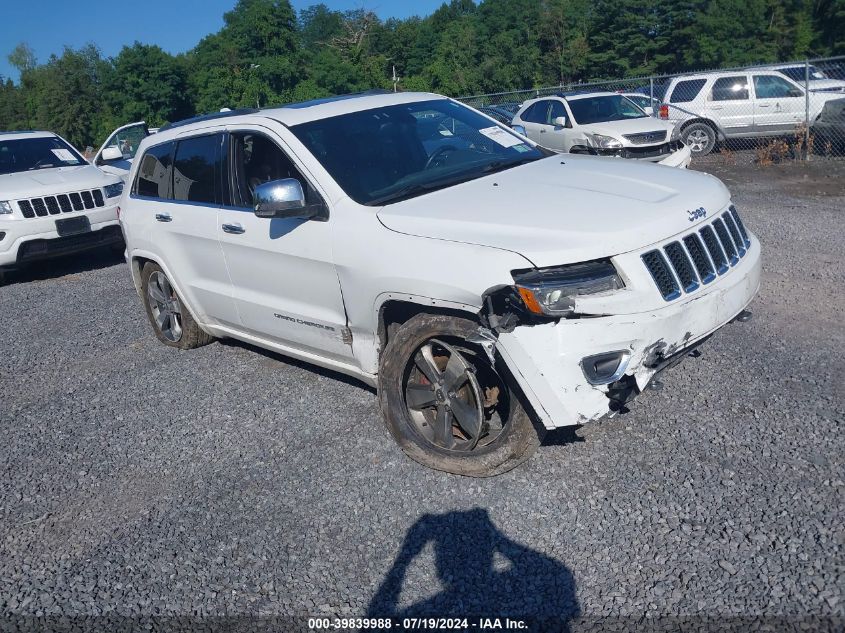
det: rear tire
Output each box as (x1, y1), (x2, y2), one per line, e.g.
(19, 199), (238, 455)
(682, 122), (717, 156)
(378, 313), (545, 477)
(140, 262), (213, 350)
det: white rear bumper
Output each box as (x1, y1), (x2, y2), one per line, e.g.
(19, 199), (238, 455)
(495, 236), (761, 429)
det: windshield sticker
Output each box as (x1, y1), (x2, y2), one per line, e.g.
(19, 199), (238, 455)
(478, 126), (524, 148)
(513, 144), (531, 153)
(50, 149), (77, 162)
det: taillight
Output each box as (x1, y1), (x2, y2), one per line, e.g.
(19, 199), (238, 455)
(659, 104), (669, 119)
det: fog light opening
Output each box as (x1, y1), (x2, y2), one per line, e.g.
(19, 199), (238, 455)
(581, 350), (631, 385)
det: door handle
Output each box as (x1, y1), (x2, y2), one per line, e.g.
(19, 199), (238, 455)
(155, 213), (172, 222)
(758, 103), (772, 107)
(539, 129), (546, 133)
(222, 223), (245, 235)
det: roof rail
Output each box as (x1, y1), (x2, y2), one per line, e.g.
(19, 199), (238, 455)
(158, 108), (259, 132)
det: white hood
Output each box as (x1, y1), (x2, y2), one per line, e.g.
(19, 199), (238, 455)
(377, 154), (731, 268)
(0, 165), (120, 200)
(578, 117), (675, 144)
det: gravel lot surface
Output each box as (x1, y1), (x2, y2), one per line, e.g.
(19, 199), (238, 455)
(0, 162), (843, 631)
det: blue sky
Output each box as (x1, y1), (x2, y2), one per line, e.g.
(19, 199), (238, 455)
(0, 0), (446, 83)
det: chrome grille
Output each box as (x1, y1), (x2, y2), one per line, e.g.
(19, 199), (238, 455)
(642, 207), (752, 301)
(15, 189), (106, 219)
(622, 130), (668, 145)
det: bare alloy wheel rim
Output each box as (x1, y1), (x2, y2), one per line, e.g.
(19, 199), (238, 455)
(147, 271), (183, 342)
(403, 338), (504, 452)
(686, 128), (711, 153)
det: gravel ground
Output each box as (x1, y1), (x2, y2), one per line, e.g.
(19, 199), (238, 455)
(0, 163), (843, 632)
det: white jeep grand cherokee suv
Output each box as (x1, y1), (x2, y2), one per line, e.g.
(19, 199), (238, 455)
(119, 92), (760, 476)
(0, 131), (124, 282)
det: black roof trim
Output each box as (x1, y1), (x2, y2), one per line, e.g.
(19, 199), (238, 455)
(158, 108), (259, 132)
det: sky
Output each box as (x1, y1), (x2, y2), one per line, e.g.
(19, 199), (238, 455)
(0, 0), (447, 83)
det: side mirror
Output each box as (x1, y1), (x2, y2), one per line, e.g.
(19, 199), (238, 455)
(101, 146), (123, 162)
(553, 116), (568, 128)
(788, 88), (804, 98)
(254, 178), (312, 219)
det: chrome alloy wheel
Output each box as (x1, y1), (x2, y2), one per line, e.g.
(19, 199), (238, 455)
(146, 271), (183, 342)
(686, 128), (711, 153)
(403, 339), (490, 452)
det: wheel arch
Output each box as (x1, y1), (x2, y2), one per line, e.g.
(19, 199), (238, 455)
(680, 117), (724, 141)
(376, 296), (481, 354)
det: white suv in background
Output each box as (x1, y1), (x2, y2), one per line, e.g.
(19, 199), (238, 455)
(512, 92), (691, 167)
(119, 92), (760, 476)
(659, 70), (845, 155)
(0, 131), (124, 283)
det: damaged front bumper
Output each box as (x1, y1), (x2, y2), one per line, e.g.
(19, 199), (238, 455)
(493, 237), (761, 429)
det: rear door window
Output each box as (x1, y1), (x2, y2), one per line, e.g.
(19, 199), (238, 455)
(133, 142), (174, 199)
(753, 75), (801, 99)
(711, 76), (750, 101)
(173, 134), (223, 204)
(669, 79), (706, 103)
(521, 101), (551, 124)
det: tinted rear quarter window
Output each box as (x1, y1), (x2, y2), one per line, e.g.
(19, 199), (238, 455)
(173, 134), (222, 204)
(134, 142), (174, 199)
(669, 79), (707, 103)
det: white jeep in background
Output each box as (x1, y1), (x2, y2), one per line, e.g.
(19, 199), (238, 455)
(512, 91), (691, 167)
(0, 131), (125, 283)
(119, 91), (760, 476)
(658, 70), (845, 155)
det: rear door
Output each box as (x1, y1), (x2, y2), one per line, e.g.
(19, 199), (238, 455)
(217, 123), (352, 361)
(95, 122), (149, 180)
(130, 131), (239, 328)
(705, 75), (754, 133)
(515, 101), (552, 144)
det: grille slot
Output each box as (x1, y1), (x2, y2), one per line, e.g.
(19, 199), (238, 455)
(729, 206), (750, 247)
(664, 241), (699, 292)
(700, 226), (728, 274)
(32, 198), (48, 216)
(683, 233), (715, 284)
(642, 250), (680, 301)
(69, 193), (83, 210)
(722, 212), (746, 257)
(57, 194), (72, 213)
(92, 189), (104, 207)
(713, 218), (738, 265)
(81, 191), (94, 209)
(45, 196), (60, 215)
(19, 200), (35, 218)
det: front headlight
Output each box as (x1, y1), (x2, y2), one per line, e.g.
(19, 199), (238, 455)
(588, 134), (623, 149)
(104, 182), (124, 199)
(0, 201), (12, 215)
(513, 260), (624, 316)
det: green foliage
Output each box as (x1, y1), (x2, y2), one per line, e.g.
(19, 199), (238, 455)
(1, 0), (841, 148)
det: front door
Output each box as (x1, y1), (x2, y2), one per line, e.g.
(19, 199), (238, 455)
(752, 74), (806, 134)
(95, 121), (149, 180)
(217, 125), (352, 361)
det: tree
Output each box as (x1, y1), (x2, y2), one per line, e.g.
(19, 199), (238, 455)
(104, 43), (190, 127)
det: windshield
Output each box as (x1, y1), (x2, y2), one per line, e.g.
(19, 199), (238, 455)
(290, 98), (546, 206)
(0, 136), (86, 175)
(566, 95), (648, 125)
(778, 66), (828, 81)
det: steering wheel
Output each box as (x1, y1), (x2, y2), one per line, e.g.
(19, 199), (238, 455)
(425, 145), (458, 170)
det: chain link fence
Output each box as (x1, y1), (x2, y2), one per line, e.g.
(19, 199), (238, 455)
(458, 56), (845, 164)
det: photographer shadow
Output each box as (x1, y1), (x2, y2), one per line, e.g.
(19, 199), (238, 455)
(366, 508), (579, 631)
